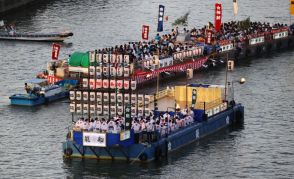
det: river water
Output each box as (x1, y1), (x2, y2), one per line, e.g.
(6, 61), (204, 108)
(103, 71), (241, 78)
(0, 0), (294, 178)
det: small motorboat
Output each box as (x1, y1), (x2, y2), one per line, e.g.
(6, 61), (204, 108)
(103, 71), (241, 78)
(0, 23), (73, 42)
(9, 78), (78, 106)
(0, 31), (73, 42)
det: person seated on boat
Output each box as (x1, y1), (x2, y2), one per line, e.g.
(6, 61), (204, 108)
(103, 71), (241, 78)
(132, 119), (141, 143)
(100, 118), (108, 133)
(88, 119), (95, 131)
(107, 120), (116, 133)
(73, 118), (83, 131)
(146, 118), (154, 143)
(189, 107), (195, 119)
(175, 117), (182, 128)
(163, 111), (170, 120)
(115, 121), (121, 133)
(94, 118), (101, 132)
(170, 119), (177, 132)
(184, 115), (193, 126)
(160, 124), (168, 137)
(155, 33), (161, 42)
(24, 83), (32, 94)
(82, 119), (90, 131)
(181, 117), (186, 127)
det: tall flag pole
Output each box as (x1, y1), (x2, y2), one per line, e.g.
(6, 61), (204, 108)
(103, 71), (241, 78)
(157, 5), (165, 32)
(233, 0), (238, 16)
(215, 3), (222, 32)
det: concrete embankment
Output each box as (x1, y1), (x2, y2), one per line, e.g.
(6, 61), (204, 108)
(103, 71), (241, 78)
(0, 0), (36, 13)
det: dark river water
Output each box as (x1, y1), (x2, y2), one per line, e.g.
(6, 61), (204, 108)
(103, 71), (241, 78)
(1, 0), (294, 178)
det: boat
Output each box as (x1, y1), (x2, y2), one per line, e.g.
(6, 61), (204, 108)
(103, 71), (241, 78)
(9, 78), (78, 106)
(62, 54), (245, 162)
(41, 20), (294, 88)
(0, 31), (73, 42)
(0, 24), (73, 42)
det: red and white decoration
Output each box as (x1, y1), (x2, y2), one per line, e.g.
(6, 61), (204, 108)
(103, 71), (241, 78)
(51, 43), (61, 60)
(142, 25), (150, 40)
(133, 56), (209, 84)
(215, 3), (222, 32)
(47, 75), (62, 84)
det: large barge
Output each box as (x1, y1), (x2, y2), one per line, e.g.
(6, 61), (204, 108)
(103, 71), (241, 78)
(62, 51), (245, 162)
(40, 21), (294, 89)
(62, 82), (245, 162)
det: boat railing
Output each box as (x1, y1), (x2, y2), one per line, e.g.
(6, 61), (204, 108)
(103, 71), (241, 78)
(149, 87), (174, 103)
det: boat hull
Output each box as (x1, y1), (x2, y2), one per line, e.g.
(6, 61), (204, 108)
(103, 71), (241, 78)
(9, 91), (69, 106)
(0, 36), (67, 42)
(62, 104), (244, 162)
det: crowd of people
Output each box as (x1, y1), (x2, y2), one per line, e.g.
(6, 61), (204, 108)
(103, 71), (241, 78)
(73, 107), (196, 143)
(94, 20), (289, 66)
(96, 27), (201, 64)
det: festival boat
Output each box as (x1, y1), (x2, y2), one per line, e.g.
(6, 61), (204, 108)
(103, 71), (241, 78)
(9, 78), (78, 106)
(41, 22), (294, 88)
(0, 30), (73, 42)
(62, 55), (246, 162)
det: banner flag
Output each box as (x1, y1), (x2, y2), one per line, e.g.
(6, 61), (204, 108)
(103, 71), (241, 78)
(157, 5), (165, 32)
(51, 43), (61, 60)
(290, 0), (294, 15)
(233, 0), (238, 16)
(205, 29), (213, 44)
(215, 3), (222, 32)
(142, 25), (149, 40)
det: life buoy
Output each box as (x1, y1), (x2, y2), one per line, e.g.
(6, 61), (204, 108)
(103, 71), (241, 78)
(139, 153), (148, 161)
(64, 147), (73, 157)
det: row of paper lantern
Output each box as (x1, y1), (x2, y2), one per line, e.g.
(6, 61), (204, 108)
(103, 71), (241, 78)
(70, 91), (150, 104)
(89, 52), (130, 64)
(173, 47), (203, 60)
(70, 103), (150, 116)
(82, 78), (136, 90)
(89, 66), (131, 77)
(143, 57), (173, 69)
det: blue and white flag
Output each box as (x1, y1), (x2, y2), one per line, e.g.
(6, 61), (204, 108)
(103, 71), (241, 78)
(157, 5), (165, 32)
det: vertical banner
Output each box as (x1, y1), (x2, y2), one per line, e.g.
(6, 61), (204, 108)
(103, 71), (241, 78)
(51, 43), (61, 60)
(205, 29), (213, 44)
(124, 104), (132, 130)
(290, 0), (294, 15)
(215, 3), (222, 32)
(142, 25), (150, 40)
(191, 89), (197, 108)
(157, 5), (165, 32)
(233, 0), (238, 16)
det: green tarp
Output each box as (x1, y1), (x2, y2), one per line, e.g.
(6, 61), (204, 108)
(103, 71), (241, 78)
(69, 52), (90, 68)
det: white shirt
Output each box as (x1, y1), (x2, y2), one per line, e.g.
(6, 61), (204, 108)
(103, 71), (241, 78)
(132, 122), (141, 133)
(101, 121), (108, 131)
(146, 122), (154, 132)
(95, 121), (101, 131)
